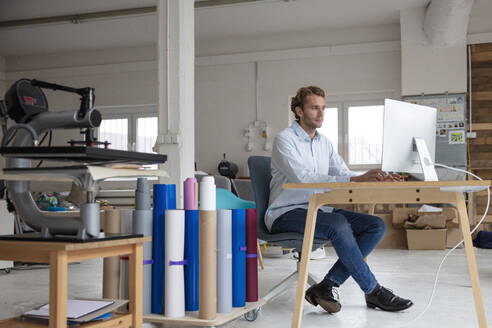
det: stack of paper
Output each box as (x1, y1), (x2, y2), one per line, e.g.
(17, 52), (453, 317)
(23, 299), (127, 325)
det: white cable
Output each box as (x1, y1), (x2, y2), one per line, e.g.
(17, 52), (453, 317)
(401, 163), (490, 326)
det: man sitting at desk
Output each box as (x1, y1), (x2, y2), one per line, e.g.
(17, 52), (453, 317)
(265, 86), (413, 313)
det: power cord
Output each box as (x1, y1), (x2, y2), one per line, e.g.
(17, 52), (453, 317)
(401, 163), (490, 326)
(1, 123), (39, 146)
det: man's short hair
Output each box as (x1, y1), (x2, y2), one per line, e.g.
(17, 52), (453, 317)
(290, 86), (326, 122)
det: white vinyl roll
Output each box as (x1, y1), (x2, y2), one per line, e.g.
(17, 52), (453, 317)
(119, 209), (134, 300)
(164, 209), (186, 318)
(199, 176), (216, 211)
(217, 209), (232, 313)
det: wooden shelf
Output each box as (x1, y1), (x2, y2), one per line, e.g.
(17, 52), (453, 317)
(143, 299), (265, 326)
(0, 313), (131, 328)
(0, 237), (147, 328)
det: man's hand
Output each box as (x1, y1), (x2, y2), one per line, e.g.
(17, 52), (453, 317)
(350, 169), (401, 182)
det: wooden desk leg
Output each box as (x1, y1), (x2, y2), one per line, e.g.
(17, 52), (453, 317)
(364, 204), (376, 263)
(291, 196), (320, 328)
(49, 251), (67, 328)
(257, 240), (265, 270)
(455, 193), (488, 328)
(129, 243), (143, 328)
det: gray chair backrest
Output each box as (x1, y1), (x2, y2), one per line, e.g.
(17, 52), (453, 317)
(195, 174), (231, 191)
(247, 156), (272, 241)
(231, 179), (255, 201)
(248, 155), (329, 251)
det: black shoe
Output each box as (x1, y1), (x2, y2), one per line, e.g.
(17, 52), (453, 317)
(305, 280), (341, 313)
(365, 284), (413, 312)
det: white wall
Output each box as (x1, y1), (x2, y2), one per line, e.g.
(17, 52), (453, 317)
(196, 24), (401, 56)
(196, 44), (401, 174)
(400, 7), (467, 95)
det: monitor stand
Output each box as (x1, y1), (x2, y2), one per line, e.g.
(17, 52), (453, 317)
(414, 137), (438, 181)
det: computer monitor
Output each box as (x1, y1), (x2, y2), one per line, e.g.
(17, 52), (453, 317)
(381, 99), (438, 181)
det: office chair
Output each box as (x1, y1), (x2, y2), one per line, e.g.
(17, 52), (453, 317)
(248, 156), (329, 302)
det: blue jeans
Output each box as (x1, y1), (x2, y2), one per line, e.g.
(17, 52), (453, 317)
(271, 208), (386, 293)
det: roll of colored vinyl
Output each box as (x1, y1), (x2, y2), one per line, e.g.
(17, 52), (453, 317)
(216, 209), (232, 313)
(102, 209), (121, 300)
(231, 209), (246, 308)
(164, 209), (186, 318)
(119, 209), (134, 300)
(152, 184), (176, 314)
(184, 209), (199, 311)
(199, 210), (217, 319)
(245, 208), (258, 302)
(134, 178), (153, 315)
(184, 177), (197, 210)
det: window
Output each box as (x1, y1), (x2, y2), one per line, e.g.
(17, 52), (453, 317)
(99, 118), (129, 150)
(311, 100), (385, 170)
(96, 105), (158, 156)
(317, 107), (338, 153)
(347, 105), (384, 166)
(136, 117), (158, 153)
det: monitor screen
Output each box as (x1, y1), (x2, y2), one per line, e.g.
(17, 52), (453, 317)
(381, 99), (437, 176)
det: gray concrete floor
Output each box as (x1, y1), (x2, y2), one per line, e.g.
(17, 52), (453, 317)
(1, 248), (491, 328)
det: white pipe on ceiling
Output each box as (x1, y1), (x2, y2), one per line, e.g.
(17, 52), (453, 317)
(423, 0), (474, 47)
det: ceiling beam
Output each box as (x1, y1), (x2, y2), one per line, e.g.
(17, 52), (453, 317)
(0, 7), (157, 28)
(0, 0), (292, 28)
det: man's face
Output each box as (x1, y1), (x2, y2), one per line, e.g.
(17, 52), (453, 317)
(296, 94), (325, 130)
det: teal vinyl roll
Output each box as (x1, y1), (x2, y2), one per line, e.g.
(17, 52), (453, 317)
(216, 209), (232, 313)
(231, 209), (246, 307)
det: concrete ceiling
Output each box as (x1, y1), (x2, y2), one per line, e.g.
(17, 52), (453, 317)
(0, 0), (490, 57)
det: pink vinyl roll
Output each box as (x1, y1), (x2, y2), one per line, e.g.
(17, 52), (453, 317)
(184, 178), (197, 210)
(245, 208), (258, 302)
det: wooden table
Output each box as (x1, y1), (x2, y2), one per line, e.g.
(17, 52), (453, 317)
(0, 236), (150, 328)
(284, 180), (490, 328)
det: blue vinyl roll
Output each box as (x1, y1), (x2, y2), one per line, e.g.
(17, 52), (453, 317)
(184, 209), (200, 311)
(231, 209), (246, 308)
(151, 184), (176, 314)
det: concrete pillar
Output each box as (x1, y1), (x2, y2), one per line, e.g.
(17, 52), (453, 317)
(154, 0), (195, 207)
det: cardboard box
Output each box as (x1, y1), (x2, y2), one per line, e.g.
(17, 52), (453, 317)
(393, 207), (463, 249)
(406, 228), (447, 250)
(393, 207), (458, 228)
(446, 227), (463, 248)
(376, 214), (407, 249)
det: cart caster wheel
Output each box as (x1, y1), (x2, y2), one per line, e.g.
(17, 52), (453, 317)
(244, 308), (260, 322)
(4, 268), (10, 274)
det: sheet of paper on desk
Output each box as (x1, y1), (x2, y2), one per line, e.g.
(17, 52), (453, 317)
(25, 299), (114, 319)
(87, 166), (169, 180)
